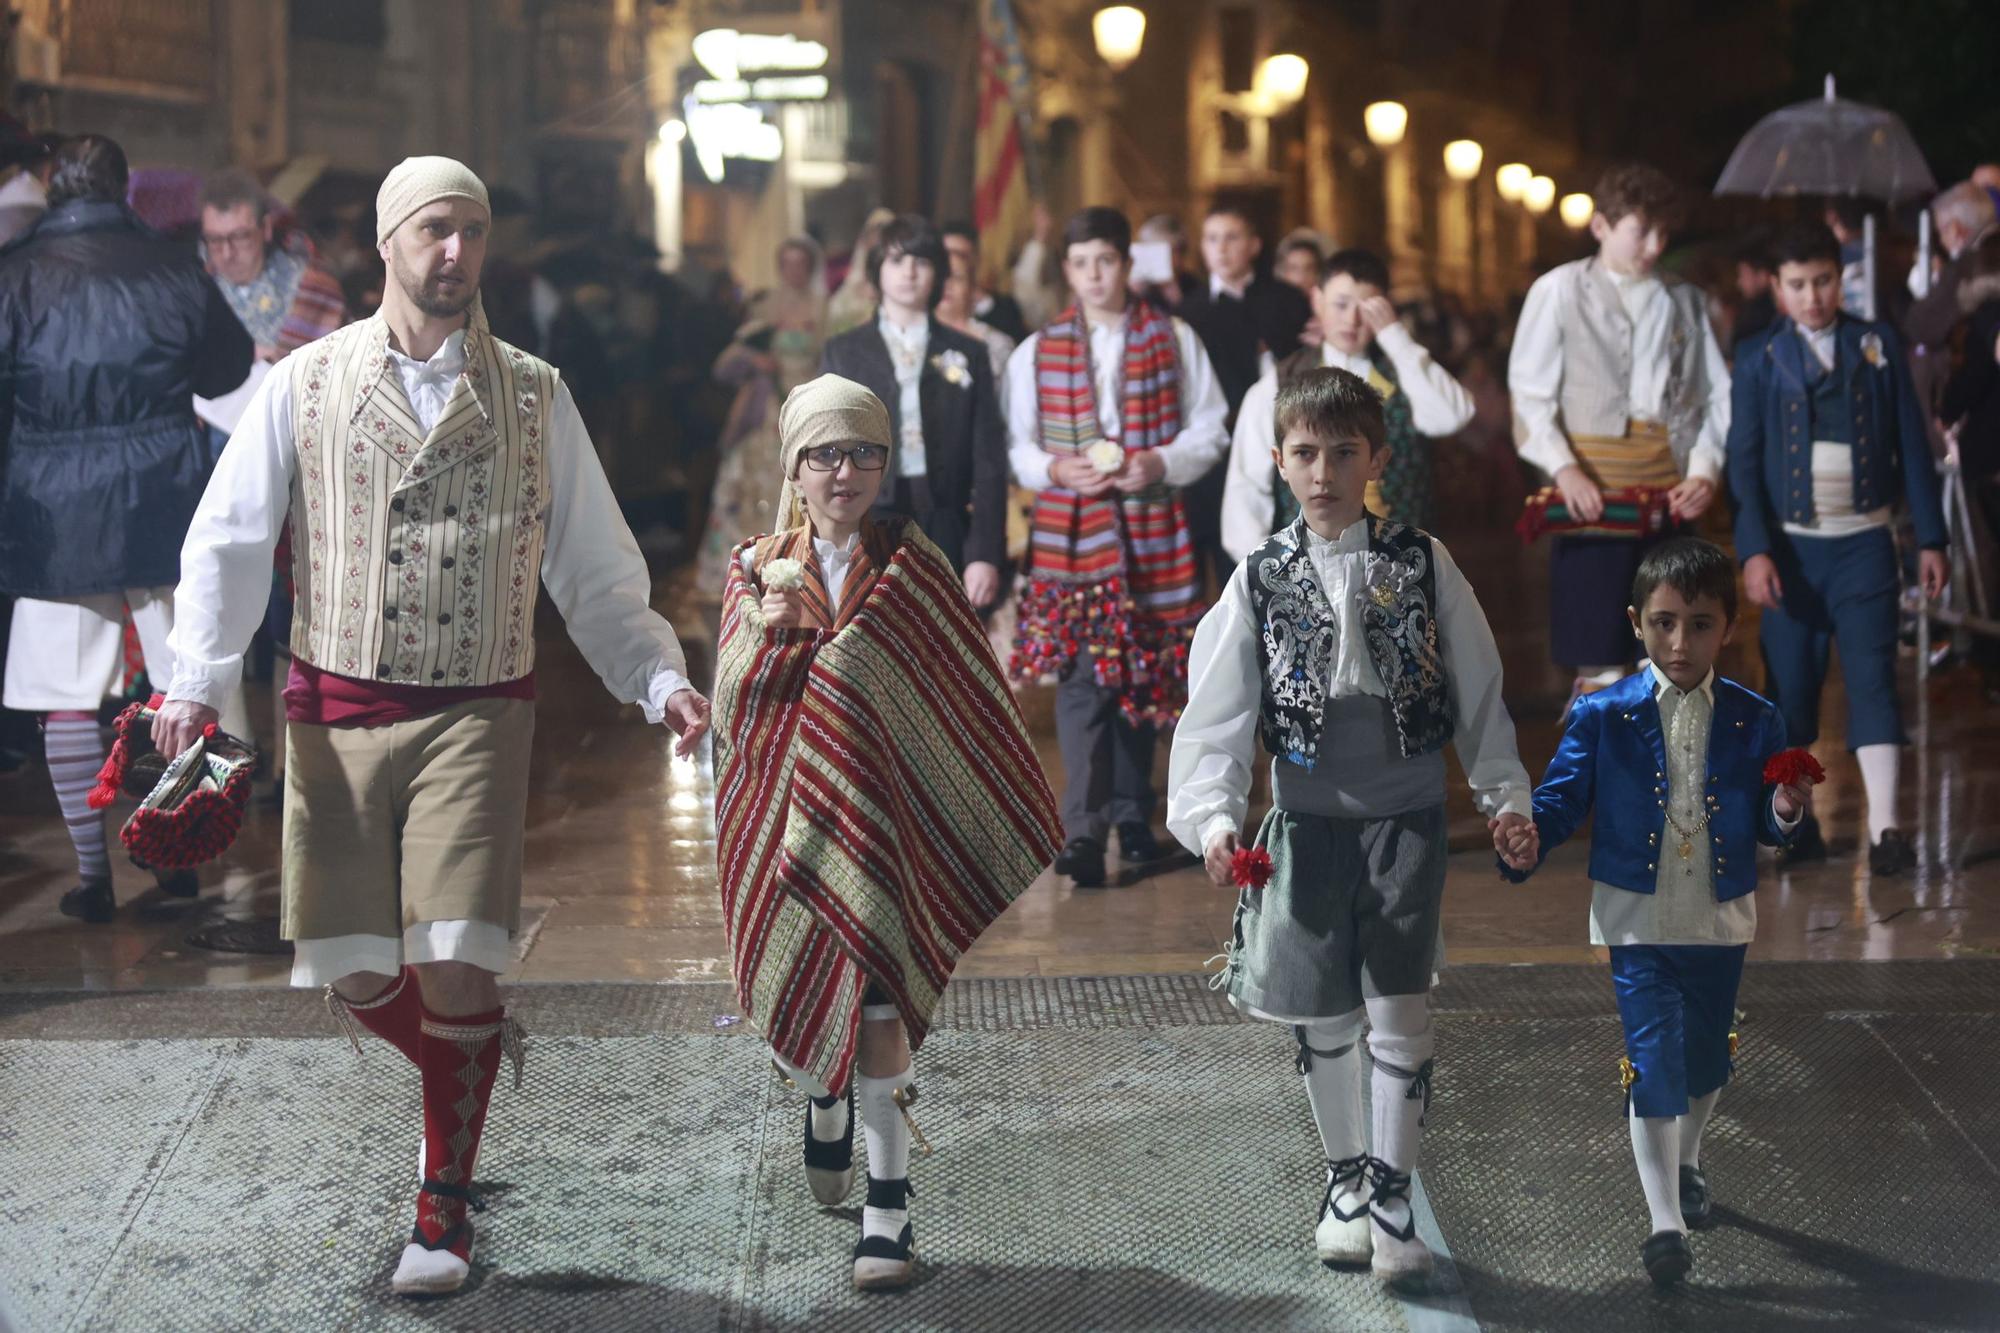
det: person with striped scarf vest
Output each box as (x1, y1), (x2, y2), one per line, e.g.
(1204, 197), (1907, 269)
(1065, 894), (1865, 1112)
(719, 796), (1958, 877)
(1003, 207), (1229, 887)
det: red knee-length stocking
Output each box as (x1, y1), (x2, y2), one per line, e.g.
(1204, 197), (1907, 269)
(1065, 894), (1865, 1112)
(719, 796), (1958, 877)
(329, 968), (423, 1064)
(411, 1004), (519, 1258)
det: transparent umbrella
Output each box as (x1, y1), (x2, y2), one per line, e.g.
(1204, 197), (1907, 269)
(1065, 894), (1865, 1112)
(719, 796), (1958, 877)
(1713, 75), (1938, 318)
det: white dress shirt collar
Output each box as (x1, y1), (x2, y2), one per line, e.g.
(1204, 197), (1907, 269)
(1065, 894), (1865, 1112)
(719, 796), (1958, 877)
(1797, 319), (1838, 371)
(1302, 515), (1370, 555)
(1320, 340), (1374, 377)
(1209, 271), (1252, 301)
(1649, 663), (1716, 706)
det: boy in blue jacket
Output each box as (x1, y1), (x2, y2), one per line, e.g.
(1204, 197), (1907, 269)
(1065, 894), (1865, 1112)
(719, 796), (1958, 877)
(1494, 537), (1813, 1287)
(1727, 221), (1948, 875)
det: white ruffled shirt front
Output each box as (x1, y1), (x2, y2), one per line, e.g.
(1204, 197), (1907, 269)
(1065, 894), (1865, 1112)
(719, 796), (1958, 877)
(1166, 516), (1532, 858)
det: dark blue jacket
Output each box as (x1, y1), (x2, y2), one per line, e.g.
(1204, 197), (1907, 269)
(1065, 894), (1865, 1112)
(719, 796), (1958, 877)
(0, 198), (253, 597)
(1500, 670), (1791, 901)
(1726, 314), (1947, 564)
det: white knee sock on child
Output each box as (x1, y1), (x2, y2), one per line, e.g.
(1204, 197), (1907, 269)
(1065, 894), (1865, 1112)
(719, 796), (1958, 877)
(1630, 1111), (1684, 1234)
(1364, 995), (1435, 1245)
(1298, 1015), (1367, 1212)
(856, 1068), (913, 1243)
(1679, 1089), (1719, 1170)
(1857, 743), (1900, 842)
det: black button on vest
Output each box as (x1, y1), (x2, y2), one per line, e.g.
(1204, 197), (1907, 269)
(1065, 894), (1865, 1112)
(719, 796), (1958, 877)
(387, 550), (403, 565)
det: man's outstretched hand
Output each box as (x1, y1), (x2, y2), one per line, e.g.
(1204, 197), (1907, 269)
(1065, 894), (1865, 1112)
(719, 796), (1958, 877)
(664, 688), (712, 759)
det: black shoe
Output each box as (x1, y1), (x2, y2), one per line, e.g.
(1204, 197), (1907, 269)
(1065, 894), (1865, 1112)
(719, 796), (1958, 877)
(59, 879), (115, 924)
(1870, 829), (1917, 876)
(1779, 813), (1826, 867)
(1678, 1164), (1712, 1230)
(155, 870), (200, 898)
(804, 1086), (856, 1206)
(1641, 1229), (1693, 1287)
(1054, 837), (1106, 887)
(852, 1176), (916, 1291)
(1115, 821), (1161, 863)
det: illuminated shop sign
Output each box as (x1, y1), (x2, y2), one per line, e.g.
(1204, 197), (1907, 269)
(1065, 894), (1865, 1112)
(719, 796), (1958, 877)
(681, 29), (832, 182)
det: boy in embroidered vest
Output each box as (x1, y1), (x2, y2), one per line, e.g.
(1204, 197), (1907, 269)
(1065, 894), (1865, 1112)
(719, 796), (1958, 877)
(1221, 247), (1475, 559)
(1497, 537), (1812, 1288)
(1508, 164), (1732, 713)
(1167, 367), (1534, 1285)
(1728, 222), (1950, 876)
(716, 374), (1059, 1292)
(1004, 206), (1229, 887)
(155, 157), (711, 1297)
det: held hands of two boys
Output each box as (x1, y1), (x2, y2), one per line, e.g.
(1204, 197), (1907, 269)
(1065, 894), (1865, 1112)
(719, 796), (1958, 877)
(1489, 812), (1539, 872)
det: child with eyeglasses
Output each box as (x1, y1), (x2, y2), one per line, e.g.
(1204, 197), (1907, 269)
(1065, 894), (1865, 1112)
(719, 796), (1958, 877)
(710, 373), (1060, 1293)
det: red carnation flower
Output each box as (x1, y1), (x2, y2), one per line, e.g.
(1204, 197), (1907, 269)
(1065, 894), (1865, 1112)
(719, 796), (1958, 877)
(1231, 846), (1274, 891)
(1763, 748), (1827, 788)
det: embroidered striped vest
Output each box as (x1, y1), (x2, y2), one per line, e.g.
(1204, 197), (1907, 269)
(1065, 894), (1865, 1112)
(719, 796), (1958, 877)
(285, 313), (558, 686)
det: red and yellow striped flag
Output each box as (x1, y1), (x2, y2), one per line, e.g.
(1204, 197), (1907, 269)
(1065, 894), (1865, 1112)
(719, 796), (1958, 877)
(974, 0), (1034, 292)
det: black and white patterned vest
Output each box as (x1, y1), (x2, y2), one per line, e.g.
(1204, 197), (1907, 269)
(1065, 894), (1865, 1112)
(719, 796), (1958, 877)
(1245, 514), (1454, 770)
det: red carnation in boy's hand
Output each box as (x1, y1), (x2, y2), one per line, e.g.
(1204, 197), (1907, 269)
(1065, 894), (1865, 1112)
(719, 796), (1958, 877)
(1763, 748), (1826, 788)
(1231, 846), (1274, 891)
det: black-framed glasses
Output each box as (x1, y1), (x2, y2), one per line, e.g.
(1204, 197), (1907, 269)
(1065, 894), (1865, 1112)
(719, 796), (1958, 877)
(802, 444), (888, 472)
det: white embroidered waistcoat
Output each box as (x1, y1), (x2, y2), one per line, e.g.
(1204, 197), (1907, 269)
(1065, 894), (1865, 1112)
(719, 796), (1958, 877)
(285, 313), (558, 686)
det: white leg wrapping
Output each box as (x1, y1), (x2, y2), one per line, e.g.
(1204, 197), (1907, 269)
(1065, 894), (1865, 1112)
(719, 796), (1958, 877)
(1364, 994), (1436, 1282)
(1296, 1013), (1370, 1264)
(1679, 1089), (1719, 1170)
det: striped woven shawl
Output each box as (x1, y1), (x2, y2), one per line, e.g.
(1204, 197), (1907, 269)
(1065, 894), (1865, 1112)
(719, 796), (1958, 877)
(714, 520), (1061, 1093)
(1011, 302), (1204, 726)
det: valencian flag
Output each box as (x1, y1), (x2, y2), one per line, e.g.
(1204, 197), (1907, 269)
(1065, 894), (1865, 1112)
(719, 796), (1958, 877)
(974, 0), (1035, 291)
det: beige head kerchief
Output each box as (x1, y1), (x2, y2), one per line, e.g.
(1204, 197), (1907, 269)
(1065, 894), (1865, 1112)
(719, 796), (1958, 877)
(774, 374), (892, 531)
(376, 156), (490, 244)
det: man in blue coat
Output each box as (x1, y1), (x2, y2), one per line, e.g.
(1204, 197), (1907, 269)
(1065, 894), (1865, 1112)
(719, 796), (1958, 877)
(0, 134), (253, 922)
(1727, 222), (1949, 876)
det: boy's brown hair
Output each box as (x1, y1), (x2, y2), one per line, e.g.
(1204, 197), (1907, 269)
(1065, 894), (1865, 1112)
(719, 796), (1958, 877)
(1593, 163), (1685, 232)
(1273, 367), (1385, 452)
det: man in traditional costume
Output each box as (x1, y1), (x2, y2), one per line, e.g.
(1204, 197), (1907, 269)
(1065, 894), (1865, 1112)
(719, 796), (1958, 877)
(714, 373), (1059, 1290)
(1002, 206), (1229, 887)
(154, 156), (709, 1296)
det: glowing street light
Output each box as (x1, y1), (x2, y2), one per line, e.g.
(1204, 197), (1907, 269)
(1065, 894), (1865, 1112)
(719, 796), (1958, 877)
(1363, 101), (1408, 148)
(1494, 162), (1532, 202)
(1442, 139), (1483, 182)
(1523, 174), (1557, 215)
(1559, 192), (1595, 229)
(1254, 54), (1309, 111)
(1093, 6), (1146, 71)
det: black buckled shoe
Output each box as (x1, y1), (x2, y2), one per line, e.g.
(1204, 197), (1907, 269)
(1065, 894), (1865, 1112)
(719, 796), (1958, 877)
(1054, 836), (1105, 887)
(1116, 821), (1162, 864)
(1642, 1229), (1693, 1287)
(1780, 813), (1827, 867)
(804, 1086), (856, 1206)
(852, 1176), (915, 1291)
(1679, 1164), (1712, 1230)
(59, 879), (115, 924)
(1870, 829), (1916, 876)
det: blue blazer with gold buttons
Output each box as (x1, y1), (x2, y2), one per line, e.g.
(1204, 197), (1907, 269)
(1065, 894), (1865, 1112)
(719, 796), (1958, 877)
(1726, 313), (1947, 564)
(1498, 670), (1791, 900)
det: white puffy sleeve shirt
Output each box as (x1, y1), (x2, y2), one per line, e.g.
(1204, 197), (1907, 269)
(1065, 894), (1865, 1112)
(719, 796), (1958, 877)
(167, 332), (694, 719)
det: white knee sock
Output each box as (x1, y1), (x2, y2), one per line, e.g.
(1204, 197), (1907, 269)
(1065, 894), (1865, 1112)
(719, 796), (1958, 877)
(1679, 1089), (1719, 1170)
(1857, 743), (1900, 842)
(856, 1068), (913, 1242)
(1296, 1015), (1367, 1212)
(1630, 1111), (1684, 1234)
(1364, 995), (1435, 1242)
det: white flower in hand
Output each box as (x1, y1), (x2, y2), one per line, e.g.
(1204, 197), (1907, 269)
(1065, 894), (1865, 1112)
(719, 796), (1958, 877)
(1087, 440), (1125, 476)
(762, 557), (805, 590)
